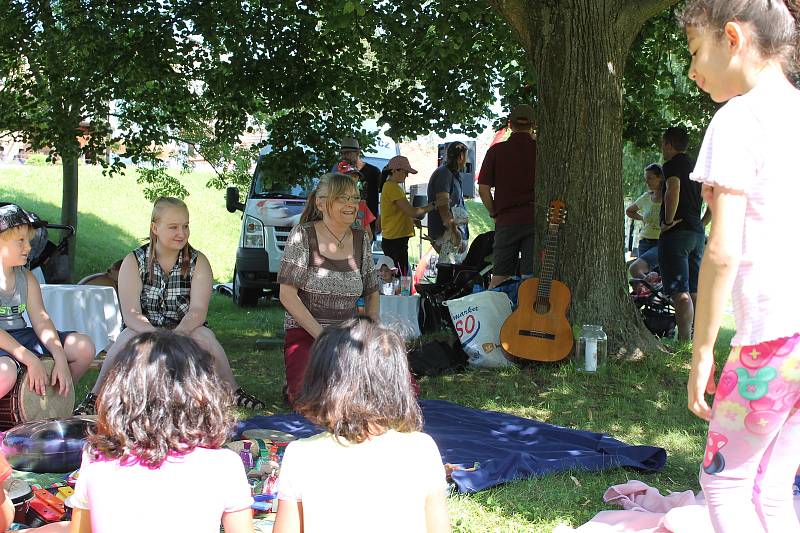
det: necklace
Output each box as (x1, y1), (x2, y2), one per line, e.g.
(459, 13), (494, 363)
(322, 221), (348, 249)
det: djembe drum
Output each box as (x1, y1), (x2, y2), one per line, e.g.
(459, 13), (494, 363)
(0, 356), (75, 431)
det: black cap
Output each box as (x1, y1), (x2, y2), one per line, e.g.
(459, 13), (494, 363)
(0, 204), (46, 233)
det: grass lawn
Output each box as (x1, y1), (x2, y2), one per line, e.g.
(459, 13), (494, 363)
(1, 165), (735, 531)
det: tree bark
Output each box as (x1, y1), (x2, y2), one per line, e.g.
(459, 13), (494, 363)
(492, 0), (678, 356)
(61, 155), (79, 282)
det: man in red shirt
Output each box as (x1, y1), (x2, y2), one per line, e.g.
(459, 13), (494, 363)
(478, 104), (537, 288)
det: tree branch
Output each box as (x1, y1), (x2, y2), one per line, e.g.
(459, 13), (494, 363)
(624, 0), (680, 27)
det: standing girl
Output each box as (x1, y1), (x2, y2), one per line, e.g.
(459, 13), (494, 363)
(74, 196), (263, 414)
(625, 163), (664, 279)
(273, 318), (449, 533)
(68, 330), (254, 533)
(682, 1), (800, 531)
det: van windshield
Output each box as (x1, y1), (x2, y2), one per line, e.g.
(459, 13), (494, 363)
(253, 163), (318, 199)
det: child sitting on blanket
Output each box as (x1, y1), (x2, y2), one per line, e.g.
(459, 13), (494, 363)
(273, 317), (450, 533)
(67, 331), (254, 533)
(0, 204), (94, 400)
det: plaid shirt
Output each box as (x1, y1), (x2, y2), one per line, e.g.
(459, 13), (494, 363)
(133, 244), (198, 329)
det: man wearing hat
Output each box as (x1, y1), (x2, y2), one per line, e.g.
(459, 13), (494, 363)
(380, 156), (438, 275)
(478, 104), (537, 288)
(339, 137), (382, 237)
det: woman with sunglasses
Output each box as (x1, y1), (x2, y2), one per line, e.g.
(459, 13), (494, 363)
(278, 173), (379, 407)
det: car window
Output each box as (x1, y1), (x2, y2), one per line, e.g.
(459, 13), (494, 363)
(253, 160), (318, 199)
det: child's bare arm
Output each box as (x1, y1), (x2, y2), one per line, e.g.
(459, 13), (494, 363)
(0, 489), (13, 531)
(425, 489), (451, 533)
(25, 270), (68, 363)
(117, 253), (154, 333)
(68, 508), (93, 533)
(24, 271), (72, 395)
(273, 500), (303, 533)
(221, 508), (256, 533)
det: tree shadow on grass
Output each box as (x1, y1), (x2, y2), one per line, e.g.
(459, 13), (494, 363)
(4, 193), (141, 280)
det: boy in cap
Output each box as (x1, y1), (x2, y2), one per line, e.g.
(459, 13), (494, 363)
(478, 104), (537, 288)
(374, 255), (400, 295)
(0, 204), (94, 401)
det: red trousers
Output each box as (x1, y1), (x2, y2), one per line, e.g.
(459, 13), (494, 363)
(284, 328), (315, 407)
(283, 327), (420, 408)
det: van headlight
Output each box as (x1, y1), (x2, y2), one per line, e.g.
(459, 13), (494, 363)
(243, 215), (265, 249)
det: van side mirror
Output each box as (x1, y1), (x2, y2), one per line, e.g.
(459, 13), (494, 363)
(226, 187), (244, 213)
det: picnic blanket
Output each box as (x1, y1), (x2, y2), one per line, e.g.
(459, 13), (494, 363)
(236, 399), (667, 493)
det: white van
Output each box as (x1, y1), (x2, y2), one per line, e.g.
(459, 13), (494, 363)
(226, 132), (397, 306)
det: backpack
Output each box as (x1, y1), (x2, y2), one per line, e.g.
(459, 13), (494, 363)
(408, 339), (468, 377)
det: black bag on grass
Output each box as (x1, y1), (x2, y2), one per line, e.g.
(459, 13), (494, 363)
(408, 340), (468, 377)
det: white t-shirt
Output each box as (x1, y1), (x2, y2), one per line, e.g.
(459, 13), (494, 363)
(633, 192), (662, 241)
(70, 447), (253, 533)
(277, 430), (446, 533)
(691, 75), (800, 345)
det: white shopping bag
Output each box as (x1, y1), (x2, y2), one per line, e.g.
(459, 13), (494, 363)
(444, 291), (515, 368)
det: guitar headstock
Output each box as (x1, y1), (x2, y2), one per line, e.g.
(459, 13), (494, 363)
(547, 199), (567, 225)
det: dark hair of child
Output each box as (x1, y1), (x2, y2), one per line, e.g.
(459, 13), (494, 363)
(645, 163), (664, 177)
(86, 330), (234, 468)
(679, 0), (799, 70)
(294, 317), (422, 443)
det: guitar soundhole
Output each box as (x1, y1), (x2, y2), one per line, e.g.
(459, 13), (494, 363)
(534, 301), (551, 314)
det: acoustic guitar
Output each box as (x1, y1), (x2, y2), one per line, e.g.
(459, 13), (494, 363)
(500, 200), (573, 361)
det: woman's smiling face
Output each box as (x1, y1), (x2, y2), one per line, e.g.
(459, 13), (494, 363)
(318, 187), (359, 227)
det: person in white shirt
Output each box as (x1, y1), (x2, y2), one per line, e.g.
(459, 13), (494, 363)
(682, 1), (800, 531)
(273, 317), (450, 533)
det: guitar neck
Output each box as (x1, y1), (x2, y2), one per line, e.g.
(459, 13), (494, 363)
(536, 223), (560, 303)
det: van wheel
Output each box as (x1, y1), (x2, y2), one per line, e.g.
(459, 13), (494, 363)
(233, 268), (260, 307)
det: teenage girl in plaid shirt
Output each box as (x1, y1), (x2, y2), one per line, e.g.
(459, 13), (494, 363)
(75, 197), (264, 414)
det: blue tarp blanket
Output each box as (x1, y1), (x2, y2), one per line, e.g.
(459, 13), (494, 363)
(236, 399), (667, 493)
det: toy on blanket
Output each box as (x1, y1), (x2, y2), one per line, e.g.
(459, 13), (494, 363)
(225, 429), (296, 513)
(1, 416), (96, 473)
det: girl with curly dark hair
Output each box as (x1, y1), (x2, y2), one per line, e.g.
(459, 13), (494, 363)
(68, 330), (254, 533)
(273, 317), (449, 533)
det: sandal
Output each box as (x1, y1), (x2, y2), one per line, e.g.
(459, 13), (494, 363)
(73, 392), (98, 416)
(234, 388), (266, 410)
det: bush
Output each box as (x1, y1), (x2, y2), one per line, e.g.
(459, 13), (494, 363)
(24, 153), (50, 166)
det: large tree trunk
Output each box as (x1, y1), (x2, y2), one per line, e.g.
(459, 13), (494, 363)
(61, 155), (79, 282)
(493, 0), (678, 356)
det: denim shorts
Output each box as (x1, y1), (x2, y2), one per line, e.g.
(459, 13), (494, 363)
(0, 327), (74, 370)
(658, 230), (705, 295)
(637, 238), (659, 270)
